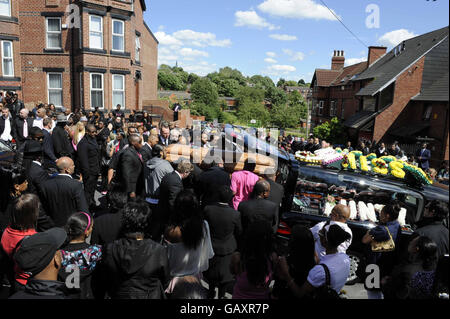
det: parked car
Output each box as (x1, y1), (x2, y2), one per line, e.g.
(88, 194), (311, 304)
(276, 163), (449, 285)
(0, 140), (15, 167)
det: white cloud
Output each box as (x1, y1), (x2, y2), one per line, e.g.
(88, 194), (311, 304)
(378, 29), (417, 48)
(234, 10), (279, 30)
(179, 48), (209, 58)
(154, 31), (183, 47)
(172, 30), (232, 48)
(269, 34), (298, 41)
(264, 57), (277, 63)
(181, 61), (218, 76)
(258, 0), (340, 21)
(266, 51), (277, 57)
(264, 64), (297, 77)
(345, 57), (367, 66)
(283, 49), (305, 61)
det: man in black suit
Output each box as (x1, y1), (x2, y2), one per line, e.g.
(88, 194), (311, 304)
(52, 115), (74, 159)
(39, 157), (89, 227)
(198, 155), (231, 207)
(23, 140), (49, 195)
(303, 136), (314, 152)
(158, 121), (171, 146)
(264, 169), (284, 221)
(203, 185), (242, 298)
(238, 180), (278, 234)
(157, 160), (194, 233)
(42, 117), (57, 170)
(77, 124), (100, 208)
(12, 108), (33, 148)
(139, 134), (153, 163)
(116, 133), (145, 198)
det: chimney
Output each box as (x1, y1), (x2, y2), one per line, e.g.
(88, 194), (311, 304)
(367, 46), (387, 67)
(331, 50), (345, 70)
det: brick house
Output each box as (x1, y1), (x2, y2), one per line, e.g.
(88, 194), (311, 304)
(0, 0), (158, 111)
(348, 26), (448, 168)
(310, 50), (370, 128)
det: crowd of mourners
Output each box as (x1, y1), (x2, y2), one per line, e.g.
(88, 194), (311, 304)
(0, 95), (448, 300)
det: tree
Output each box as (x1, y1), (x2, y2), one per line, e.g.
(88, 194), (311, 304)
(249, 75), (275, 89)
(190, 78), (219, 107)
(288, 91), (307, 119)
(270, 104), (303, 128)
(276, 78), (286, 88)
(265, 86), (288, 107)
(237, 100), (270, 127)
(187, 73), (200, 85)
(285, 80), (298, 87)
(158, 71), (185, 91)
(235, 86), (265, 106)
(217, 78), (241, 97)
(298, 79), (306, 86)
(313, 117), (347, 145)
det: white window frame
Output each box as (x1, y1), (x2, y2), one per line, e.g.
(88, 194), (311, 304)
(89, 15), (103, 50)
(135, 34), (141, 62)
(90, 73), (104, 109)
(46, 17), (62, 49)
(318, 101), (324, 116)
(47, 73), (63, 107)
(112, 74), (125, 109)
(1, 40), (14, 77)
(111, 19), (124, 52)
(330, 100), (336, 117)
(0, 0), (11, 17)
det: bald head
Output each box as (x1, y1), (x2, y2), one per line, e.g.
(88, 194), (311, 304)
(330, 204), (350, 222)
(253, 180), (271, 199)
(56, 157), (75, 175)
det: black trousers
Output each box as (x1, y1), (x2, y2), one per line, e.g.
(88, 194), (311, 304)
(83, 174), (98, 208)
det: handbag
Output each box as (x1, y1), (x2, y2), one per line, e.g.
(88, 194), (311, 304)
(371, 226), (395, 252)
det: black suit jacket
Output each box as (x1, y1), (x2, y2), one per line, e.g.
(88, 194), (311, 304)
(12, 117), (33, 145)
(27, 162), (49, 194)
(198, 166), (231, 206)
(203, 203), (242, 256)
(238, 198), (278, 234)
(39, 175), (89, 227)
(158, 171), (183, 219)
(139, 143), (152, 163)
(77, 135), (100, 176)
(117, 146), (144, 195)
(158, 135), (170, 146)
(52, 126), (74, 158)
(42, 129), (57, 163)
(266, 178), (284, 211)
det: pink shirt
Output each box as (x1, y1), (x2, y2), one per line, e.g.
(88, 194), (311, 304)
(231, 170), (259, 210)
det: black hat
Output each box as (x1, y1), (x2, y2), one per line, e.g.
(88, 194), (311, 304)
(23, 140), (43, 155)
(14, 228), (67, 277)
(29, 127), (43, 138)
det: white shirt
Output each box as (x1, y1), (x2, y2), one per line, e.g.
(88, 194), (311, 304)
(310, 221), (353, 258)
(33, 117), (44, 129)
(0, 116), (12, 141)
(307, 252), (350, 293)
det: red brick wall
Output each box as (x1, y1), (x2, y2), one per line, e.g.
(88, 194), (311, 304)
(373, 56), (425, 142)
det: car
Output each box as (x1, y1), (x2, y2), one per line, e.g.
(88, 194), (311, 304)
(0, 140), (15, 167)
(275, 162), (449, 285)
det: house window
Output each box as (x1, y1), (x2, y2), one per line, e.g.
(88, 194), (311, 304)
(330, 100), (337, 117)
(0, 0), (10, 17)
(89, 15), (103, 49)
(423, 105), (432, 121)
(46, 18), (62, 49)
(112, 19), (124, 52)
(90, 73), (104, 108)
(112, 74), (125, 108)
(378, 82), (395, 110)
(135, 35), (141, 62)
(47, 73), (63, 107)
(1, 41), (13, 77)
(318, 101), (324, 116)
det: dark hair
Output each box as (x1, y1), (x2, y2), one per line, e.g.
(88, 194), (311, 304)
(65, 212), (91, 242)
(288, 225), (316, 283)
(417, 236), (438, 271)
(172, 190), (203, 250)
(107, 188), (128, 213)
(243, 159), (256, 172)
(11, 194), (40, 231)
(217, 185), (234, 204)
(325, 224), (351, 249)
(151, 144), (164, 158)
(381, 202), (402, 221)
(242, 220), (274, 286)
(251, 180), (269, 198)
(122, 200), (152, 234)
(10, 168), (27, 194)
(428, 200), (449, 221)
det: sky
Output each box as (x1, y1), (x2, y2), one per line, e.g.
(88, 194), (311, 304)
(143, 0), (449, 83)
